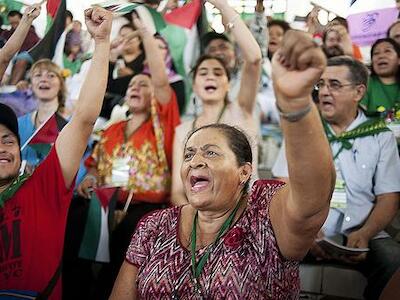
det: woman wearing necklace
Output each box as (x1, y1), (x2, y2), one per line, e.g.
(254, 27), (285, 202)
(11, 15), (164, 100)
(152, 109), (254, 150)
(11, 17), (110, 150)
(361, 38), (400, 115)
(110, 29), (335, 299)
(18, 59), (69, 169)
(77, 15), (180, 297)
(171, 0), (262, 206)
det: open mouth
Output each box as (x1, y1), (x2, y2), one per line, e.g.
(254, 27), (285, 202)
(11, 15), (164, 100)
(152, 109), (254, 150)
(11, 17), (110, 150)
(190, 175), (210, 192)
(38, 85), (51, 91)
(377, 61), (389, 67)
(321, 100), (334, 108)
(269, 41), (278, 47)
(204, 85), (217, 93)
(128, 94), (140, 101)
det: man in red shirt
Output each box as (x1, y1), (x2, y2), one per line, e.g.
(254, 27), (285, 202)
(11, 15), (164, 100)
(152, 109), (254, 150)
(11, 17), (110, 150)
(0, 7), (112, 299)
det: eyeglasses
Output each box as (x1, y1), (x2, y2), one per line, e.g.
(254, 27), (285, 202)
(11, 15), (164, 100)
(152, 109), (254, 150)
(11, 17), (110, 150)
(314, 80), (354, 92)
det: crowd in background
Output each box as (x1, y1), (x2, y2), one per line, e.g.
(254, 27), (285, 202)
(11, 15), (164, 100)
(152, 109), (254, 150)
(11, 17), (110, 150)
(0, 0), (400, 299)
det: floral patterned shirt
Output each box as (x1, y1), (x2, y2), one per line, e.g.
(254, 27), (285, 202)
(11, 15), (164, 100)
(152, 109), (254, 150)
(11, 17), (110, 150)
(126, 180), (300, 299)
(85, 92), (180, 203)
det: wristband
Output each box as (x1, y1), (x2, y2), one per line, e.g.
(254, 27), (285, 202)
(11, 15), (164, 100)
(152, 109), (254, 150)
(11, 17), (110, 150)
(276, 102), (312, 122)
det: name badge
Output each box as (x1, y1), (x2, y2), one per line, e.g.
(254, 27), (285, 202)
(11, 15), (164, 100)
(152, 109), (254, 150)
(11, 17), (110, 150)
(111, 156), (130, 187)
(331, 178), (347, 208)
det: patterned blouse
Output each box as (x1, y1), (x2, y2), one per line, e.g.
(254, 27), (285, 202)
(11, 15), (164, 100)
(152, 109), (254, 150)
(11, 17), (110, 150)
(126, 180), (300, 299)
(85, 92), (180, 204)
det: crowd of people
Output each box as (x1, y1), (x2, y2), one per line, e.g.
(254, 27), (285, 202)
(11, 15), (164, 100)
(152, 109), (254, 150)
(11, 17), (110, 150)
(0, 0), (399, 299)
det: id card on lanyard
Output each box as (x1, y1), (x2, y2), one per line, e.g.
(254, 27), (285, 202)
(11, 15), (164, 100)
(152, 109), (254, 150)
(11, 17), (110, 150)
(111, 155), (130, 187)
(330, 162), (347, 209)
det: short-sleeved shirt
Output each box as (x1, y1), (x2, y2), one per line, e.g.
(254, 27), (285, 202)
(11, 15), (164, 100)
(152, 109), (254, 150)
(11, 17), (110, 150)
(126, 180), (299, 299)
(0, 147), (74, 299)
(361, 76), (400, 114)
(86, 92), (180, 203)
(272, 111), (400, 238)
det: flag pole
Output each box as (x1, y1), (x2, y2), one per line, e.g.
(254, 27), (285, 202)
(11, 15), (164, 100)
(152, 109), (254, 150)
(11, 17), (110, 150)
(122, 190), (134, 214)
(21, 113), (54, 151)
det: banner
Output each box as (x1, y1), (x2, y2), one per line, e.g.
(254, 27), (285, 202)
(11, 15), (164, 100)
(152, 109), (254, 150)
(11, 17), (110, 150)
(347, 0), (398, 46)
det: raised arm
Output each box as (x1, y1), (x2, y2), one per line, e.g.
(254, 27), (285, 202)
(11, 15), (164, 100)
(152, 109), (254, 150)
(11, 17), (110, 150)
(249, 0), (268, 59)
(208, 0), (262, 115)
(132, 16), (171, 104)
(171, 130), (189, 206)
(55, 8), (112, 188)
(269, 30), (335, 260)
(0, 4), (41, 79)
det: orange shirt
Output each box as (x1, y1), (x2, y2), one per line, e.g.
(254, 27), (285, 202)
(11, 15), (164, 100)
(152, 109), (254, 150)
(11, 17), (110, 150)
(353, 44), (363, 61)
(86, 92), (180, 203)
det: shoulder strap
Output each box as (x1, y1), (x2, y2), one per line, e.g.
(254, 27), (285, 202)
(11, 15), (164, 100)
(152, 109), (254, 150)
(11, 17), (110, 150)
(36, 261), (62, 300)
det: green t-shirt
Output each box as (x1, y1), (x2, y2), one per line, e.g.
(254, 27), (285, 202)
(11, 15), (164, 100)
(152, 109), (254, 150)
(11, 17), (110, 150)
(361, 76), (400, 114)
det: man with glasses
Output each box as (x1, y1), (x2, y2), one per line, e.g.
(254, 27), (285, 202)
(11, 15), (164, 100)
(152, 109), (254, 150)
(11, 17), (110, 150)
(272, 55), (400, 300)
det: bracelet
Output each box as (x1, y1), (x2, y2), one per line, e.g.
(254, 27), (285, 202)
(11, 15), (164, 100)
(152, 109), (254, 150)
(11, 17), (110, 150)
(226, 14), (240, 29)
(276, 102), (313, 122)
(85, 174), (97, 183)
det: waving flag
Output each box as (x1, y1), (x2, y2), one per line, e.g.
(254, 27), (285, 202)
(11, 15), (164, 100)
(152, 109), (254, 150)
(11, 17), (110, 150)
(21, 112), (67, 158)
(161, 0), (205, 112)
(79, 187), (119, 262)
(28, 0), (66, 61)
(347, 0), (398, 46)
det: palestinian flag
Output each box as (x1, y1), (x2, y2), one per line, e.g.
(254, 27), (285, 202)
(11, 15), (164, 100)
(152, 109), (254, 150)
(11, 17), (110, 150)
(97, 0), (166, 34)
(28, 0), (66, 61)
(161, 0), (207, 111)
(79, 187), (118, 262)
(21, 112), (67, 158)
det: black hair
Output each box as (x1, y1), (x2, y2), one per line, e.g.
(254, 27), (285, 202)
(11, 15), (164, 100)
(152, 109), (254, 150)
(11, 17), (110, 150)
(327, 55), (369, 87)
(267, 19), (291, 60)
(370, 38), (400, 85)
(185, 124), (253, 193)
(267, 19), (291, 32)
(191, 54), (231, 81)
(387, 20), (400, 38)
(119, 23), (145, 53)
(7, 10), (22, 19)
(66, 10), (73, 21)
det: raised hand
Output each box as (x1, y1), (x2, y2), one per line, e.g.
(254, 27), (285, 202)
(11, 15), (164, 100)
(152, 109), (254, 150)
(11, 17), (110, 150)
(131, 14), (147, 33)
(272, 30), (326, 110)
(23, 3), (41, 22)
(84, 7), (112, 43)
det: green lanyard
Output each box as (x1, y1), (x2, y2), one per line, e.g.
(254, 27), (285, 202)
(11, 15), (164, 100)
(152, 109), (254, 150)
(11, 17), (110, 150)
(322, 118), (390, 160)
(190, 199), (242, 296)
(0, 174), (30, 208)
